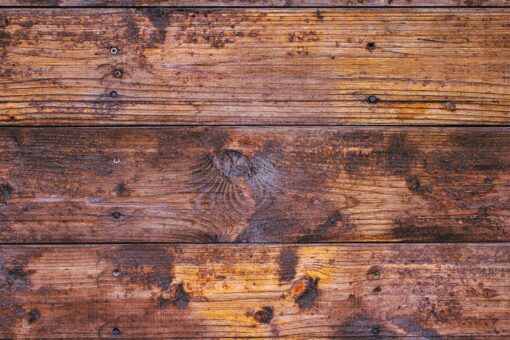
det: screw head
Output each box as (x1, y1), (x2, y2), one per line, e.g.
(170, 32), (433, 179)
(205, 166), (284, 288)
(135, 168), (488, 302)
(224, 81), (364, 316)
(367, 95), (379, 104)
(110, 47), (119, 55)
(371, 270), (381, 279)
(113, 157), (121, 164)
(113, 69), (123, 78)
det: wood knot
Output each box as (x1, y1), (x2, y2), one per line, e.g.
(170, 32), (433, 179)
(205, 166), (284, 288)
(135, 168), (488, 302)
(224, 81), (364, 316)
(252, 306), (273, 324)
(213, 149), (253, 179)
(290, 276), (319, 309)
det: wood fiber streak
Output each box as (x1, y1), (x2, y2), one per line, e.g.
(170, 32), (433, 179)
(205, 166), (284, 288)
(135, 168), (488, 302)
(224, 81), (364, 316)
(0, 244), (509, 338)
(1, 9), (510, 125)
(1, 0), (510, 6)
(1, 127), (510, 243)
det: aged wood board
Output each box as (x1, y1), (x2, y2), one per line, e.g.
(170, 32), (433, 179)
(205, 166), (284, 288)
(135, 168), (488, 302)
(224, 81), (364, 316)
(1, 244), (509, 338)
(1, 127), (509, 243)
(1, 9), (510, 125)
(1, 2), (510, 339)
(1, 0), (510, 6)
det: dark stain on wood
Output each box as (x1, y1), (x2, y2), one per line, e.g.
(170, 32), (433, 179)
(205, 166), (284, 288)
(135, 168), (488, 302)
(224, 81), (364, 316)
(1, 259), (34, 290)
(107, 245), (174, 291)
(0, 184), (13, 204)
(26, 308), (40, 324)
(391, 316), (443, 339)
(142, 8), (169, 45)
(114, 182), (127, 196)
(298, 210), (353, 242)
(172, 283), (190, 308)
(337, 314), (388, 338)
(383, 134), (416, 175)
(158, 283), (190, 309)
(278, 247), (297, 282)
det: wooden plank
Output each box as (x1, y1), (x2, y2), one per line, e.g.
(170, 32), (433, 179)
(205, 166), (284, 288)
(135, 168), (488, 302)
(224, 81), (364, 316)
(1, 0), (510, 7)
(1, 9), (510, 125)
(1, 126), (510, 243)
(1, 244), (509, 338)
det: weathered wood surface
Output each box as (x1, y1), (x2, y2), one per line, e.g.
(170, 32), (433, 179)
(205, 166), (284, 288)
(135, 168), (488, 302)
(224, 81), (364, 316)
(1, 127), (510, 243)
(2, 0), (510, 6)
(1, 244), (509, 338)
(1, 9), (510, 125)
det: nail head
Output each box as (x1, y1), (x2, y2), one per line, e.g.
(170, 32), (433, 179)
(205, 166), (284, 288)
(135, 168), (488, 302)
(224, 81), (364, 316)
(112, 268), (121, 277)
(112, 327), (121, 336)
(367, 95), (379, 104)
(110, 91), (118, 98)
(113, 69), (123, 78)
(113, 157), (121, 164)
(110, 47), (119, 55)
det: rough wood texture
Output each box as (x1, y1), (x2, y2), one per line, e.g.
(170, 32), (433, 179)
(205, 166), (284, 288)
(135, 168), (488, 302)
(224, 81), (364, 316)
(1, 0), (510, 6)
(1, 127), (510, 243)
(1, 244), (509, 338)
(1, 9), (510, 125)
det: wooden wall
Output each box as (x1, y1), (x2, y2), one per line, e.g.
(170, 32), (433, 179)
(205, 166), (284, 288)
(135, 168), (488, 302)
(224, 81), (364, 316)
(0, 1), (509, 338)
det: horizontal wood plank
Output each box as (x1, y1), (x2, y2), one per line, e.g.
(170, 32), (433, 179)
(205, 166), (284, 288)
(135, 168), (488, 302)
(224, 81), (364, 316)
(1, 127), (510, 242)
(1, 9), (510, 125)
(0, 244), (509, 338)
(1, 0), (510, 6)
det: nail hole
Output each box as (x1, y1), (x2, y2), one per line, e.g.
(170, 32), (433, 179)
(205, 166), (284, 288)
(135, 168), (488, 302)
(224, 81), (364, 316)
(111, 211), (122, 219)
(113, 69), (123, 78)
(112, 327), (121, 336)
(112, 268), (121, 277)
(110, 47), (119, 55)
(371, 327), (380, 335)
(367, 95), (379, 104)
(113, 157), (121, 164)
(110, 91), (118, 98)
(366, 42), (376, 51)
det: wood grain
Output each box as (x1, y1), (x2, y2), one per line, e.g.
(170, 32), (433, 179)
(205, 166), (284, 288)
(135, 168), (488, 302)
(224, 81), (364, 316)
(1, 126), (510, 243)
(1, 0), (510, 7)
(1, 9), (510, 125)
(1, 244), (509, 338)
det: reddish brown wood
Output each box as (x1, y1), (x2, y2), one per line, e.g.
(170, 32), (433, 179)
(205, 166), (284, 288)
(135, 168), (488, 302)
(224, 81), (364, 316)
(1, 244), (509, 338)
(0, 127), (509, 243)
(1, 0), (509, 6)
(1, 9), (510, 125)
